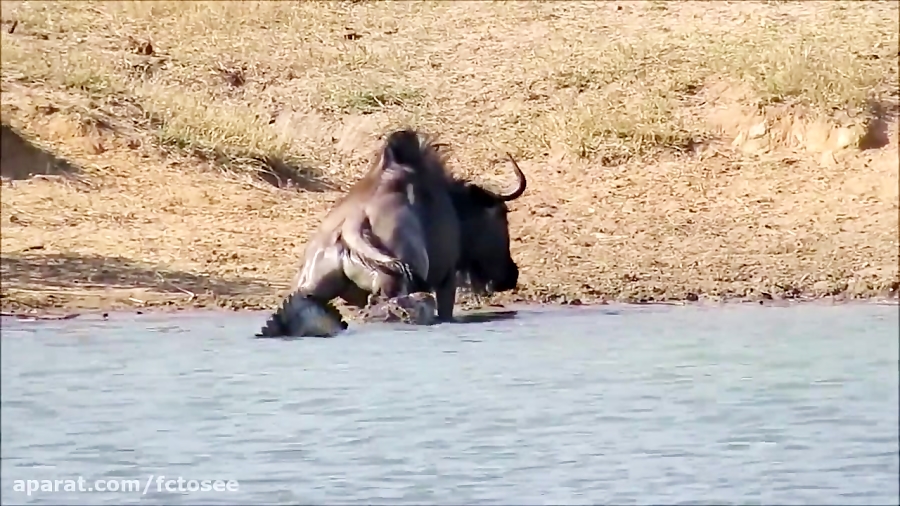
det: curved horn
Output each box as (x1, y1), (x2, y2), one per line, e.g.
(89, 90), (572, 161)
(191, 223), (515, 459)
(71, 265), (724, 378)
(494, 153), (527, 201)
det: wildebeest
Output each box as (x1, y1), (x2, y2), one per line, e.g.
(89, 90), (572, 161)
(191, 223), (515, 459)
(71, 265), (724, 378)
(257, 128), (527, 337)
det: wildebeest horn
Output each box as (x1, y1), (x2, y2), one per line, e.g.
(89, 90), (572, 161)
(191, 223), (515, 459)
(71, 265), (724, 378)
(488, 153), (527, 202)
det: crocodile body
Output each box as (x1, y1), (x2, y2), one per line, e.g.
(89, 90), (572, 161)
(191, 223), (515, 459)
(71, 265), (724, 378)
(357, 292), (438, 325)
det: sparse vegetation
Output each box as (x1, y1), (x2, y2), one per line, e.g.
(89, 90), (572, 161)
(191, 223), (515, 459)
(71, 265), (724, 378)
(0, 1), (897, 312)
(3, 1), (895, 164)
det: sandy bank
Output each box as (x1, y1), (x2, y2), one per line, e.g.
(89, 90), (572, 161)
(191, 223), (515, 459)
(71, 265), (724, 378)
(1, 1), (898, 315)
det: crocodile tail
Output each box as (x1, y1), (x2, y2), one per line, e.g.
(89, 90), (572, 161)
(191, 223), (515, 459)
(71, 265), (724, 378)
(316, 296), (349, 331)
(256, 296), (291, 337)
(255, 291), (348, 338)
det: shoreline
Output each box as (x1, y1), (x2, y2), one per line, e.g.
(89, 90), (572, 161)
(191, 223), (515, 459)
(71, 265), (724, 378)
(1, 287), (896, 321)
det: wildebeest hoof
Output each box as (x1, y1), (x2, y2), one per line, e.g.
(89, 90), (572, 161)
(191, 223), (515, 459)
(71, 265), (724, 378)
(359, 291), (437, 325)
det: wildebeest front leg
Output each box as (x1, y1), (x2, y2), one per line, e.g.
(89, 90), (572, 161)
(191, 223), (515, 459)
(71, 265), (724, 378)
(434, 273), (457, 322)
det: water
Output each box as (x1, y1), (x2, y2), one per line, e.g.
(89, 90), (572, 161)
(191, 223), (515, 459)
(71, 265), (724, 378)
(1, 303), (898, 505)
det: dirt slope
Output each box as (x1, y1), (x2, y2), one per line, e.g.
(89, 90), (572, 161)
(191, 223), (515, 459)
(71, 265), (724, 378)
(1, 1), (898, 313)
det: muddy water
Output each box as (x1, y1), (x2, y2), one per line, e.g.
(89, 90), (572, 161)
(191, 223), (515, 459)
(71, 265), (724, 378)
(1, 303), (898, 505)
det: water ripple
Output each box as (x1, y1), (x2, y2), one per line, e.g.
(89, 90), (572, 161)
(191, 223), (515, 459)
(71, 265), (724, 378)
(1, 304), (898, 505)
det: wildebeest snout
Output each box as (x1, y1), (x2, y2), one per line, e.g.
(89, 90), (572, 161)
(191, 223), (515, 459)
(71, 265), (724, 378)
(478, 259), (518, 293)
(492, 260), (519, 292)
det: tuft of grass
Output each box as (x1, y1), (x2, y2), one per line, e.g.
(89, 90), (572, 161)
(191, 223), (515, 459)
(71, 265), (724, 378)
(706, 18), (892, 111)
(327, 86), (423, 115)
(0, 40), (125, 95)
(142, 85), (292, 163)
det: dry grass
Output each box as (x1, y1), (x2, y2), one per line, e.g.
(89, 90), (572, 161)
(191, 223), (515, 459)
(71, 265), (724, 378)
(0, 1), (898, 312)
(3, 1), (896, 168)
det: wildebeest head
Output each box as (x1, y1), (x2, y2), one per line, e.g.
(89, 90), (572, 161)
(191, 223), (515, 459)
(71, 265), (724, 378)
(452, 154), (527, 295)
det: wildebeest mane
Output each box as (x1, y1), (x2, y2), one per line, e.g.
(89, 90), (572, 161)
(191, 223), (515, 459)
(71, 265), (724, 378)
(371, 128), (503, 199)
(367, 128), (449, 185)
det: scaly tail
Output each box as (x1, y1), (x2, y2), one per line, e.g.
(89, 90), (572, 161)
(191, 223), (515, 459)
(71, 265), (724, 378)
(255, 291), (348, 338)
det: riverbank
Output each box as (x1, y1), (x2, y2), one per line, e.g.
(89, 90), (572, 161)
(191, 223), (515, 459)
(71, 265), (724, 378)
(1, 1), (898, 315)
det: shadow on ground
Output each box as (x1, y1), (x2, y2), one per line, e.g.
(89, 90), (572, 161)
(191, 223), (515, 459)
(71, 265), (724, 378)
(190, 146), (341, 192)
(0, 252), (273, 297)
(0, 123), (82, 180)
(859, 100), (895, 150)
(256, 155), (342, 192)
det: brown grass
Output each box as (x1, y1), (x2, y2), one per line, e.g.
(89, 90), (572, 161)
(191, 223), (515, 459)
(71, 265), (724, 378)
(1, 0), (898, 313)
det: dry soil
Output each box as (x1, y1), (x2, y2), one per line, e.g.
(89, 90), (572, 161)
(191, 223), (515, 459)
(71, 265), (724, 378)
(1, 1), (898, 316)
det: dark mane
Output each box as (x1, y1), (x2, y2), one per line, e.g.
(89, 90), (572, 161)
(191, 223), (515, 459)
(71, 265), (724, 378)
(370, 128), (496, 197)
(367, 128), (456, 186)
